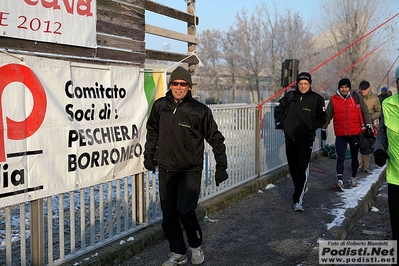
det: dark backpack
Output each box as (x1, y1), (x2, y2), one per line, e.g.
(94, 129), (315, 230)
(274, 91), (294, 130)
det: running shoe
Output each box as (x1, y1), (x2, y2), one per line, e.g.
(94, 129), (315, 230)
(293, 203), (304, 212)
(333, 180), (344, 192)
(162, 252), (188, 266)
(189, 246), (204, 265)
(351, 177), (358, 187)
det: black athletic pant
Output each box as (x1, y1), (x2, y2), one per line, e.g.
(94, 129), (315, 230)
(335, 135), (360, 178)
(159, 167), (202, 255)
(285, 138), (313, 205)
(388, 183), (399, 241)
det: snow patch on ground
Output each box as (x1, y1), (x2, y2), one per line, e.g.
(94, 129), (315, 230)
(265, 184), (276, 190)
(326, 166), (385, 230)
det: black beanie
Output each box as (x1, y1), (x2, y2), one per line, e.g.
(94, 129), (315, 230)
(359, 80), (370, 90)
(169, 66), (193, 88)
(297, 72), (312, 85)
(338, 78), (351, 89)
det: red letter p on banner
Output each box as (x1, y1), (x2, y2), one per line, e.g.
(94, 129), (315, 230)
(0, 64), (47, 162)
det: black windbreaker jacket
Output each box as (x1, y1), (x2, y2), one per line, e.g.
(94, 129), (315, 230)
(275, 88), (327, 141)
(144, 90), (227, 172)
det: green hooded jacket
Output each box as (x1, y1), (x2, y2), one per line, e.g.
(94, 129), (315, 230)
(374, 93), (399, 185)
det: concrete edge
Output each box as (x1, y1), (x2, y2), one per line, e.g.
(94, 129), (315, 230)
(326, 170), (385, 240)
(305, 169), (386, 265)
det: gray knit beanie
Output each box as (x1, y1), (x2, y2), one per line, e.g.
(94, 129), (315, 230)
(168, 66), (193, 88)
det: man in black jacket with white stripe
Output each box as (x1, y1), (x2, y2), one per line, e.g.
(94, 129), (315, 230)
(275, 72), (326, 212)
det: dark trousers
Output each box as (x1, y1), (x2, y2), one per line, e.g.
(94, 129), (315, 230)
(159, 167), (202, 254)
(285, 139), (313, 204)
(335, 135), (359, 178)
(388, 183), (399, 241)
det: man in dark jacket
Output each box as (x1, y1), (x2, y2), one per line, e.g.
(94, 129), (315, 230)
(377, 86), (389, 104)
(144, 66), (228, 266)
(275, 72), (326, 212)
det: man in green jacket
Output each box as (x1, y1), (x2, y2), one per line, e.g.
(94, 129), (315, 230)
(373, 66), (399, 242)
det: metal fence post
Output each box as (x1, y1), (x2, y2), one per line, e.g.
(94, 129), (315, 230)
(136, 173), (145, 223)
(255, 107), (260, 177)
(30, 199), (44, 266)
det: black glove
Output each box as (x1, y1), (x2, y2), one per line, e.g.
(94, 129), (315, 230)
(365, 124), (374, 138)
(321, 129), (327, 141)
(215, 169), (228, 186)
(374, 149), (390, 167)
(144, 157), (156, 171)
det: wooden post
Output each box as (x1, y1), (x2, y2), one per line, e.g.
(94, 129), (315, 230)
(30, 199), (45, 266)
(187, 0), (197, 95)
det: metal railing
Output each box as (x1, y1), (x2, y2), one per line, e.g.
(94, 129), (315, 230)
(0, 103), (331, 265)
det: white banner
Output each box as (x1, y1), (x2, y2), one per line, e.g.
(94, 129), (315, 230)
(0, 54), (148, 207)
(1, 0), (97, 48)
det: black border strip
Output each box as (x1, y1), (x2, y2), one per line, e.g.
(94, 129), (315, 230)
(0, 185), (44, 198)
(7, 150), (43, 158)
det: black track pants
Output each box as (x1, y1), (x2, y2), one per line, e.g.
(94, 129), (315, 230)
(159, 168), (203, 254)
(285, 139), (313, 205)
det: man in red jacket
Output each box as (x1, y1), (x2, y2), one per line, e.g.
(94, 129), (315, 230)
(321, 78), (372, 191)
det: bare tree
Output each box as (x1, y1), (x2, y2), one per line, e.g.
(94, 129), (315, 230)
(220, 28), (239, 103)
(196, 0), (395, 103)
(317, 0), (395, 92)
(232, 7), (269, 103)
(196, 2), (316, 104)
(260, 3), (314, 95)
(197, 29), (223, 103)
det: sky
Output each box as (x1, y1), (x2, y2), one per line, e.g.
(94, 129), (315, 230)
(145, 0), (323, 53)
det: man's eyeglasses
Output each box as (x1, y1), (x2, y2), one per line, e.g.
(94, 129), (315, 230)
(171, 81), (189, 88)
(298, 82), (310, 86)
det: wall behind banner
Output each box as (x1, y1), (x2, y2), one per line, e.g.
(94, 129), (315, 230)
(0, 54), (159, 208)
